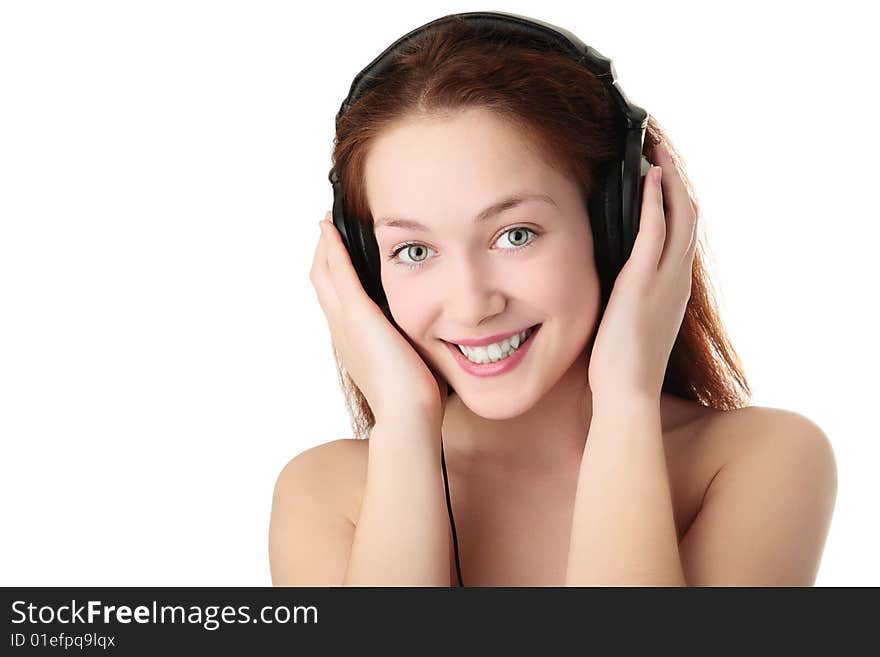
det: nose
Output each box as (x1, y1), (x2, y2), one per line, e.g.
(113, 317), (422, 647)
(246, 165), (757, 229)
(443, 254), (506, 327)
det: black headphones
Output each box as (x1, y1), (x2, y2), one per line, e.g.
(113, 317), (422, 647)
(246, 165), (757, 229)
(327, 10), (652, 587)
(328, 10), (652, 319)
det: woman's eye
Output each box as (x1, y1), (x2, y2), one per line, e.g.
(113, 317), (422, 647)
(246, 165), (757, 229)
(388, 226), (538, 269)
(497, 227), (534, 248)
(396, 243), (434, 266)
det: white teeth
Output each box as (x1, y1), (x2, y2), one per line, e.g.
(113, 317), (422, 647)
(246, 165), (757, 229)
(455, 326), (536, 364)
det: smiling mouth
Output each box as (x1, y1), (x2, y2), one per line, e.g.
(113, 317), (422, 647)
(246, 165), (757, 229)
(447, 323), (541, 363)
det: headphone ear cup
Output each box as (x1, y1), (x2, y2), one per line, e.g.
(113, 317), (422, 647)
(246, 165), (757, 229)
(354, 222), (388, 305)
(330, 171), (393, 320)
(351, 223), (393, 321)
(588, 162), (622, 307)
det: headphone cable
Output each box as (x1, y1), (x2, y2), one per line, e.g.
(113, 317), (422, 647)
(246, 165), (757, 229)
(441, 436), (464, 587)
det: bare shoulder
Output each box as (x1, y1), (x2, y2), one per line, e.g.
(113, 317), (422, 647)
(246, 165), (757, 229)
(268, 437), (369, 586)
(273, 437), (368, 525)
(678, 404), (838, 585)
(695, 404), (836, 466)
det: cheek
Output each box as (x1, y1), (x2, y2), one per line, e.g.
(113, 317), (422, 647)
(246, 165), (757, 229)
(381, 274), (435, 335)
(529, 240), (601, 314)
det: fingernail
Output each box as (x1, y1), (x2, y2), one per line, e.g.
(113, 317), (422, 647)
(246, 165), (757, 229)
(653, 165), (662, 186)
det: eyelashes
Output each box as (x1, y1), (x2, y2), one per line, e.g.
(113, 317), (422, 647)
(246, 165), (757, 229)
(386, 226), (540, 270)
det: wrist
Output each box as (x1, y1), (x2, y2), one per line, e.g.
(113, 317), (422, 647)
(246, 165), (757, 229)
(590, 390), (660, 417)
(373, 405), (443, 437)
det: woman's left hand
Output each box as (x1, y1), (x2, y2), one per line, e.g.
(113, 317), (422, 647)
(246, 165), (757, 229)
(587, 142), (699, 404)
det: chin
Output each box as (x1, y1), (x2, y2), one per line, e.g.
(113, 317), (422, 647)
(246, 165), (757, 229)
(451, 384), (538, 421)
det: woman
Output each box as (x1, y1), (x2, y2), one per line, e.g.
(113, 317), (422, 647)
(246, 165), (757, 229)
(270, 13), (837, 586)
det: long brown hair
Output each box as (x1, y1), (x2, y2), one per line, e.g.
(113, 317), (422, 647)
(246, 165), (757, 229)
(328, 17), (751, 439)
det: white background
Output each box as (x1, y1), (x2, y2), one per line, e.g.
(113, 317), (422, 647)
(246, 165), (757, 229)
(1, 0), (877, 586)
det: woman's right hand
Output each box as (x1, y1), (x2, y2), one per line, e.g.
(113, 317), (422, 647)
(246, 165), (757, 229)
(310, 211), (449, 425)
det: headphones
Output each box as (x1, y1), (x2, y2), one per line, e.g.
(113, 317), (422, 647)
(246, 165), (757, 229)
(328, 10), (652, 318)
(327, 10), (652, 587)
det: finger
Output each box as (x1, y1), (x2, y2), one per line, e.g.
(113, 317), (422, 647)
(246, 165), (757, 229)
(630, 164), (666, 276)
(310, 212), (341, 326)
(679, 208), (699, 269)
(652, 143), (698, 271)
(309, 211), (331, 288)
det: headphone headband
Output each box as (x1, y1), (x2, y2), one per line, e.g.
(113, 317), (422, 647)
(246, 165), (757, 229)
(335, 11), (646, 132)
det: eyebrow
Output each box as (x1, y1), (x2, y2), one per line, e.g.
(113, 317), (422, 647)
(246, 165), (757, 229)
(373, 193), (557, 231)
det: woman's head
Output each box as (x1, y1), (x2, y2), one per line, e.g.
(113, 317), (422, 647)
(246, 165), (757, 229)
(330, 17), (751, 437)
(364, 106), (602, 420)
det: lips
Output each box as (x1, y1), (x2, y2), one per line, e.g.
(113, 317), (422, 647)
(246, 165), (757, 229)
(446, 324), (541, 348)
(445, 323), (541, 378)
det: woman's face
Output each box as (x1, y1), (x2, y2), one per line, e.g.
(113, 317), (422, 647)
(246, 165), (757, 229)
(364, 107), (602, 420)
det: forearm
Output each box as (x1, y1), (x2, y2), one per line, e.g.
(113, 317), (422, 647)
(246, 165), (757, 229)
(565, 396), (687, 586)
(343, 415), (451, 586)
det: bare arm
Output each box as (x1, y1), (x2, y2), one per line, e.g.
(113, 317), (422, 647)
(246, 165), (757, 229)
(565, 396), (687, 586)
(343, 415), (451, 586)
